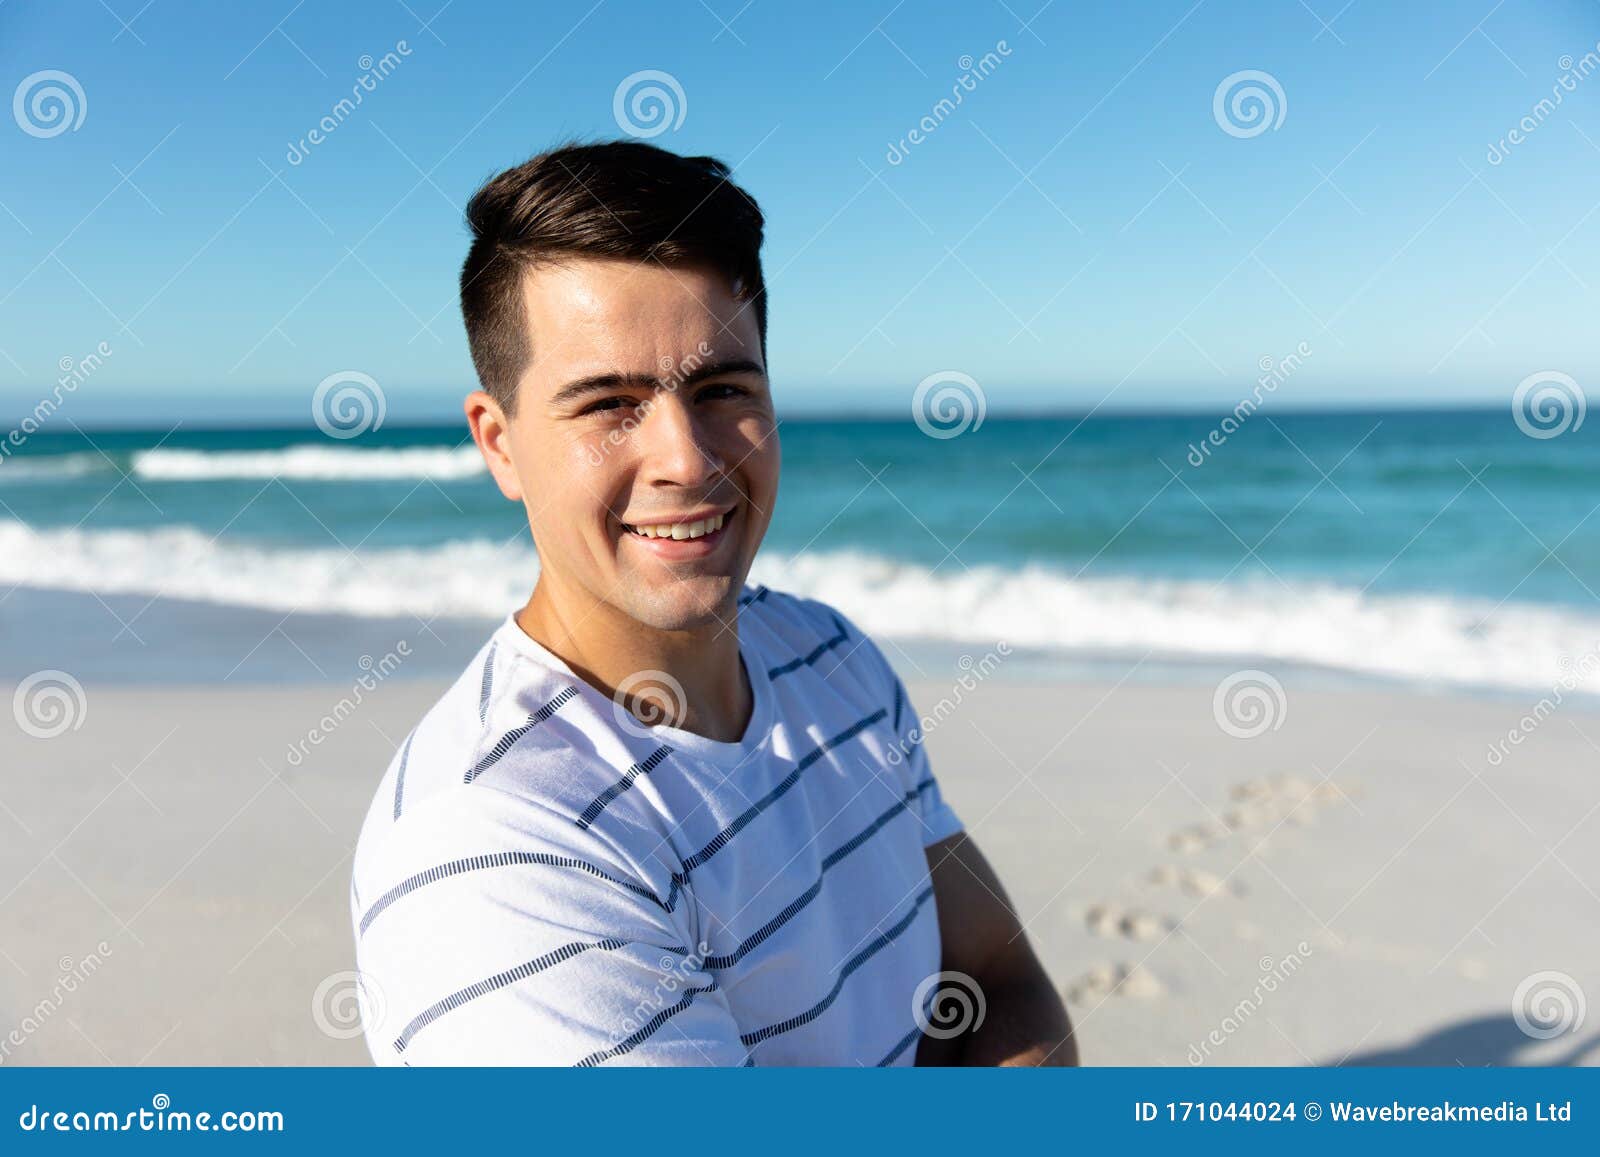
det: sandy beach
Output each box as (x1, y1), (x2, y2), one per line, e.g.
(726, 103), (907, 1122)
(4, 636), (1596, 1067)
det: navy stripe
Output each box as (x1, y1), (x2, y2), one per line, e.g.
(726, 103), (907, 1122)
(703, 780), (934, 971)
(892, 681), (905, 734)
(358, 850), (667, 936)
(878, 979), (938, 1066)
(572, 979), (721, 1067)
(739, 883), (937, 1051)
(878, 1024), (922, 1066)
(478, 642), (498, 724)
(360, 718), (910, 937)
(574, 744), (674, 830)
(658, 709), (888, 911)
(738, 586), (769, 606)
(766, 614), (849, 680)
(392, 937), (627, 1053)
(391, 731), (415, 821)
(465, 686), (578, 784)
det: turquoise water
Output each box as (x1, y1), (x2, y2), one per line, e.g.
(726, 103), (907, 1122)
(1, 410), (1596, 692)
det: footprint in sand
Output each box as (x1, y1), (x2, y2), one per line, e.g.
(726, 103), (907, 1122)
(1146, 864), (1247, 899)
(1084, 902), (1173, 941)
(1167, 773), (1357, 852)
(1063, 961), (1165, 1005)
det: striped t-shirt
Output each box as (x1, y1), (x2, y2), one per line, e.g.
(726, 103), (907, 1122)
(349, 584), (963, 1066)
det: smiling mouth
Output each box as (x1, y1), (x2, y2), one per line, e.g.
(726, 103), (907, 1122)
(620, 508), (733, 542)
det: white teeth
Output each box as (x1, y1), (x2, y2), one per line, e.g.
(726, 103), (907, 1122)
(627, 512), (728, 540)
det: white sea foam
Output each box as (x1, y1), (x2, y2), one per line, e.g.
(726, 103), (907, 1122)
(129, 444), (486, 481)
(1, 521), (1595, 696)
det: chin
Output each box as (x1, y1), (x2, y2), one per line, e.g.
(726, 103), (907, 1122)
(624, 577), (741, 632)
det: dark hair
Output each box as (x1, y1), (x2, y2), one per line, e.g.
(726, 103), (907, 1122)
(459, 139), (767, 411)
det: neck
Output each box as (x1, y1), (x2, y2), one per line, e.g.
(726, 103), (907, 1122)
(515, 576), (751, 744)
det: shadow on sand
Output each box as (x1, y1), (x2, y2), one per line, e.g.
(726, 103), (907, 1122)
(1333, 1015), (1599, 1067)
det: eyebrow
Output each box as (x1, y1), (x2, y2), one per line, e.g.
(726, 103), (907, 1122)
(547, 358), (768, 408)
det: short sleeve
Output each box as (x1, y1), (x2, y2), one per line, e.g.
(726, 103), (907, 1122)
(353, 784), (750, 1066)
(820, 604), (965, 848)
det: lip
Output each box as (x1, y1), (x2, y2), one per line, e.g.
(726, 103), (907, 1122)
(618, 505), (738, 561)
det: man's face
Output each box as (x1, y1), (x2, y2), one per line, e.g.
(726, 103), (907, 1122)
(478, 257), (779, 633)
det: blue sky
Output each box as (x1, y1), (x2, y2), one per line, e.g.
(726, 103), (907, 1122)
(1, 0), (1598, 423)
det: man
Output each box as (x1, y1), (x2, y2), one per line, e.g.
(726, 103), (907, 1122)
(350, 140), (1075, 1066)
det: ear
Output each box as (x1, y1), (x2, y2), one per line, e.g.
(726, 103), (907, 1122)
(464, 390), (524, 502)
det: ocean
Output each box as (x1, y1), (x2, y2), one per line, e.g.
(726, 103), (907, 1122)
(2, 408), (1597, 695)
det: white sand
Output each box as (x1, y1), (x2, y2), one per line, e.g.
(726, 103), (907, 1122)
(2, 672), (1597, 1066)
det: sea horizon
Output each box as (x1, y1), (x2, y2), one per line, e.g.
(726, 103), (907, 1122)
(3, 407), (1595, 698)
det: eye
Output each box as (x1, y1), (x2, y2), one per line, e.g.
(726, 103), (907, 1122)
(580, 396), (633, 415)
(697, 382), (748, 402)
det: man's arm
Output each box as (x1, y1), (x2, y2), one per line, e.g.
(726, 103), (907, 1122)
(916, 831), (1078, 1066)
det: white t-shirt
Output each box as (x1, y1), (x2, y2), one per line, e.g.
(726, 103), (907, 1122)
(349, 584), (963, 1066)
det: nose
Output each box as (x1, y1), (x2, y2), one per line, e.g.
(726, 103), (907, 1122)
(634, 390), (725, 489)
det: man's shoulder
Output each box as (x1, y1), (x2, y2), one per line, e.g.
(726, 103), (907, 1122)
(740, 583), (904, 709)
(352, 622), (634, 861)
(738, 582), (858, 659)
